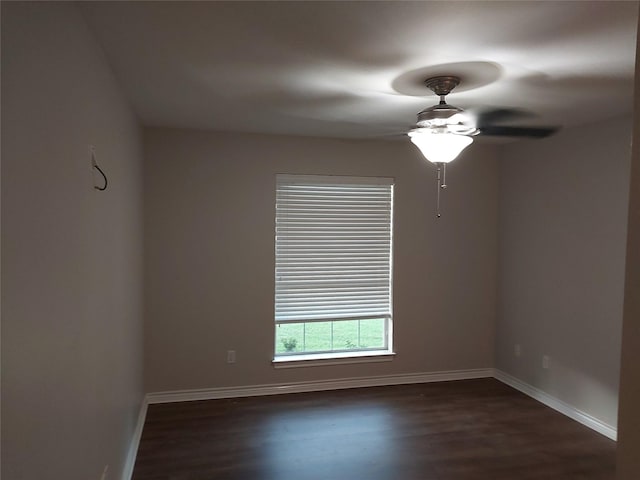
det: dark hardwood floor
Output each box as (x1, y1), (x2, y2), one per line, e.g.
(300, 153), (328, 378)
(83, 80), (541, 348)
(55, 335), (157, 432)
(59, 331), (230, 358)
(132, 378), (615, 480)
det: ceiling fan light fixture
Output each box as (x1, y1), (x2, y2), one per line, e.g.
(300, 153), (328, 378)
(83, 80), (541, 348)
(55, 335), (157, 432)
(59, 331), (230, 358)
(407, 130), (473, 164)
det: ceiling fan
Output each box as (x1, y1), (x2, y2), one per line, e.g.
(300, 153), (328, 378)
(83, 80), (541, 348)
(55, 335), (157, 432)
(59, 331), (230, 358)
(407, 75), (558, 217)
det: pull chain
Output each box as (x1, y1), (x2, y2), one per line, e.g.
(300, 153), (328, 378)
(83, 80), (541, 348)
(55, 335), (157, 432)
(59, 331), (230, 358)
(436, 162), (447, 218)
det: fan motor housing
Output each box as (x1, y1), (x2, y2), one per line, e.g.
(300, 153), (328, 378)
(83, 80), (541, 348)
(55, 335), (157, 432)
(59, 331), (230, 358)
(416, 103), (465, 127)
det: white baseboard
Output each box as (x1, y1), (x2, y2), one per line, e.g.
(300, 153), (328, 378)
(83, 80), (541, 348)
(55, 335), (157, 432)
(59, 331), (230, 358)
(493, 369), (617, 441)
(146, 368), (494, 404)
(121, 396), (148, 480)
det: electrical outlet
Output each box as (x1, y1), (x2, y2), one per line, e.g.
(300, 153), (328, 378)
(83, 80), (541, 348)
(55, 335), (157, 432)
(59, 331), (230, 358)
(100, 465), (108, 480)
(514, 344), (522, 357)
(542, 355), (551, 369)
(227, 350), (236, 364)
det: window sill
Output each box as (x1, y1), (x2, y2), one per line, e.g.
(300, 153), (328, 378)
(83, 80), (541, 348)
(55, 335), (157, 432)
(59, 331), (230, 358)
(272, 350), (395, 369)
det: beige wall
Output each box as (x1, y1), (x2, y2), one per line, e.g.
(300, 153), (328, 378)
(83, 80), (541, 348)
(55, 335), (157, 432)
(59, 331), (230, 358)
(1, 3), (144, 480)
(616, 15), (640, 478)
(143, 128), (498, 392)
(496, 116), (632, 429)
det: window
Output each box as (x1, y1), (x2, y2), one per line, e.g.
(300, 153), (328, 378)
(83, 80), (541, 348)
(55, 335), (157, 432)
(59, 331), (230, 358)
(274, 174), (394, 361)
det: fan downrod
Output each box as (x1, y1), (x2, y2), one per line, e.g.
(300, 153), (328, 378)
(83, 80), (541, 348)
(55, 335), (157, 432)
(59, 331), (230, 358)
(424, 76), (461, 97)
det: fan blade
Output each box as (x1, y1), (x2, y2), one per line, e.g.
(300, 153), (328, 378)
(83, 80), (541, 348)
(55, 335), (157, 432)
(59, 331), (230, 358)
(477, 125), (558, 138)
(473, 107), (532, 128)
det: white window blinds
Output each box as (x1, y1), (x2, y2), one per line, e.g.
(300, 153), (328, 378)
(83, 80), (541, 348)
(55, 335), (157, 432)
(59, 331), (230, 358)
(275, 175), (393, 323)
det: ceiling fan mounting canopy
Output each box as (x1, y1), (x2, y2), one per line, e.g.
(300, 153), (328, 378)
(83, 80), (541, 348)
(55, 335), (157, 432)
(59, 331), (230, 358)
(424, 75), (461, 97)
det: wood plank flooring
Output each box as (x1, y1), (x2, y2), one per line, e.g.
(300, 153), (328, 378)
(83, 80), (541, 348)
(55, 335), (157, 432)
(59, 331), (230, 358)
(132, 378), (615, 480)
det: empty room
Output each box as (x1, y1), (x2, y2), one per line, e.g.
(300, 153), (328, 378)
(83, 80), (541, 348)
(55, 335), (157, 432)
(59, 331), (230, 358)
(2, 1), (640, 480)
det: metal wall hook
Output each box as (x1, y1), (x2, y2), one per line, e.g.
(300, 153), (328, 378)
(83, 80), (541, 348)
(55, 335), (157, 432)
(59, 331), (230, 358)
(90, 146), (108, 191)
(93, 163), (108, 191)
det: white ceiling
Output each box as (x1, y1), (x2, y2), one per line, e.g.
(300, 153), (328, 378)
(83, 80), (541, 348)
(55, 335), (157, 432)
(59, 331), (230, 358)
(81, 1), (639, 140)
